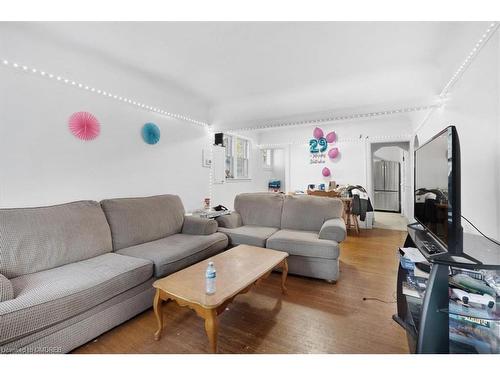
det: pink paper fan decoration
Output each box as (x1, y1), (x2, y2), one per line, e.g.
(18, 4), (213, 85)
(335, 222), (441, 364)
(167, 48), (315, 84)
(328, 147), (339, 159)
(325, 131), (336, 143)
(68, 112), (100, 141)
(322, 167), (331, 177)
(313, 127), (324, 140)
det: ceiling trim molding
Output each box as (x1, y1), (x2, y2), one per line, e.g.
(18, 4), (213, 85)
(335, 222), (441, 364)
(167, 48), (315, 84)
(257, 134), (413, 148)
(1, 57), (209, 127)
(414, 22), (498, 134)
(227, 103), (442, 133)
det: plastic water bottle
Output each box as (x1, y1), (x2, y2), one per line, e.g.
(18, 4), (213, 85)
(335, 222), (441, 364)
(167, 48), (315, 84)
(205, 262), (216, 295)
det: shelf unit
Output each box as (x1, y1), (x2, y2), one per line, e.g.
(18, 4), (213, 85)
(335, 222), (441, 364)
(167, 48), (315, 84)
(393, 223), (500, 354)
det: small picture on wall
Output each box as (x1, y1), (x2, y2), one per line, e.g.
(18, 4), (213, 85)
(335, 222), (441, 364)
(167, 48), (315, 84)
(202, 149), (212, 168)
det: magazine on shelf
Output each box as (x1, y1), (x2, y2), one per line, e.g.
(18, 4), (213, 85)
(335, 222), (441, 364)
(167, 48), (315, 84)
(449, 314), (499, 354)
(402, 281), (423, 298)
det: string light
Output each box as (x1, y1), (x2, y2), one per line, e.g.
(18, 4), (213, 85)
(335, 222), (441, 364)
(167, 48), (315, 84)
(207, 125), (215, 205)
(0, 58), (209, 127)
(440, 22), (498, 97)
(415, 22), (499, 133)
(4, 22), (496, 131)
(230, 104), (440, 132)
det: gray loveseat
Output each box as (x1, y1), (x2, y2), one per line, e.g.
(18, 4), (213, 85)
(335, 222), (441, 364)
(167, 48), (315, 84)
(0, 194), (227, 354)
(216, 193), (346, 282)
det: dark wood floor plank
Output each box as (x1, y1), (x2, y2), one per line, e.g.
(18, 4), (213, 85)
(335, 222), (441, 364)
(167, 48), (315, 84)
(73, 228), (409, 354)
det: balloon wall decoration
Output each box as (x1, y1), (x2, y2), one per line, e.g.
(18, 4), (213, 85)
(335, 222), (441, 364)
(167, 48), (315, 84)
(142, 123), (161, 145)
(313, 127), (324, 139)
(328, 147), (339, 159)
(309, 127), (340, 179)
(325, 131), (336, 143)
(68, 111), (100, 141)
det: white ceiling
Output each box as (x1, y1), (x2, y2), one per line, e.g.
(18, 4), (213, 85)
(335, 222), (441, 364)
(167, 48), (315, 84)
(1, 21), (490, 129)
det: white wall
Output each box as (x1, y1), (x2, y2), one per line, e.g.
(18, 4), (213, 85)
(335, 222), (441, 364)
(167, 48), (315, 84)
(257, 118), (412, 193)
(271, 149), (286, 191)
(374, 146), (403, 162)
(211, 134), (273, 209)
(0, 25), (212, 211)
(415, 31), (500, 239)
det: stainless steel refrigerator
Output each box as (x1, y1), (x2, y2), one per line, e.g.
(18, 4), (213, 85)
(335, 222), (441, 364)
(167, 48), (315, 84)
(373, 160), (400, 212)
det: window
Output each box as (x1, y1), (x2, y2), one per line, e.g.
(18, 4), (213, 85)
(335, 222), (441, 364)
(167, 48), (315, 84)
(224, 134), (250, 179)
(262, 149), (273, 170)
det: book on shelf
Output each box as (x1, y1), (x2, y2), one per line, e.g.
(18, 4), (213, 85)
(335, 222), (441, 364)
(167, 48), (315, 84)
(414, 266), (429, 279)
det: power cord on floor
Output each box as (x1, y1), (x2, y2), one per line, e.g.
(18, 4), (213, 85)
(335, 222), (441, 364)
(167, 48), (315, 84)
(362, 291), (397, 304)
(362, 297), (396, 304)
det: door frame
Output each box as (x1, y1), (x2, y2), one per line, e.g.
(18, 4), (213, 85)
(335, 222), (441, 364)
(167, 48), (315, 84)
(366, 140), (411, 218)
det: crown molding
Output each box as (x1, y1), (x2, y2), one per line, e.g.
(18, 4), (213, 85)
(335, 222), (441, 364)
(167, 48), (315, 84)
(257, 133), (413, 148)
(222, 103), (442, 133)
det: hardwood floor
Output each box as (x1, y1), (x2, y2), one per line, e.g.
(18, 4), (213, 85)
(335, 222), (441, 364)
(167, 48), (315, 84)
(73, 228), (409, 354)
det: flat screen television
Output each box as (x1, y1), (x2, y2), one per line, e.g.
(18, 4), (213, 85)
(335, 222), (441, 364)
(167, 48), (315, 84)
(414, 126), (463, 254)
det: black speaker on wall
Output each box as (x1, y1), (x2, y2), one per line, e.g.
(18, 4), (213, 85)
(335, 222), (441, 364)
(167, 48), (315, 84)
(214, 133), (224, 146)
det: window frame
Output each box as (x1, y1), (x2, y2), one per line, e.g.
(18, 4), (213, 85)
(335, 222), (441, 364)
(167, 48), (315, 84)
(223, 134), (251, 180)
(262, 148), (273, 171)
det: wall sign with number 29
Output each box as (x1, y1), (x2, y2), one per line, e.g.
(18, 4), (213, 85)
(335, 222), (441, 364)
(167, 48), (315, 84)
(309, 137), (328, 153)
(309, 127), (340, 177)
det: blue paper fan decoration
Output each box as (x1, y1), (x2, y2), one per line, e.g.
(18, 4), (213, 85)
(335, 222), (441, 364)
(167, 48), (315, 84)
(141, 123), (160, 145)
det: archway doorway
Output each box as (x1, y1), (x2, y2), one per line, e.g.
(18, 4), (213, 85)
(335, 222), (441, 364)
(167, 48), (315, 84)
(369, 141), (411, 231)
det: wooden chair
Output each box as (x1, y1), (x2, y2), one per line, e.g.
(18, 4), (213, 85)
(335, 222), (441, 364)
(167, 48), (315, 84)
(341, 198), (359, 235)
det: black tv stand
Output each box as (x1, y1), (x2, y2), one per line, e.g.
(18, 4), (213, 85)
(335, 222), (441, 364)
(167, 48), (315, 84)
(406, 222), (447, 258)
(393, 222), (500, 354)
(392, 226), (449, 353)
(435, 251), (483, 266)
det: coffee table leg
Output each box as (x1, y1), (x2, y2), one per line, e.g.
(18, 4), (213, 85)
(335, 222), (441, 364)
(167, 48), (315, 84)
(153, 289), (164, 341)
(281, 259), (288, 294)
(204, 309), (218, 353)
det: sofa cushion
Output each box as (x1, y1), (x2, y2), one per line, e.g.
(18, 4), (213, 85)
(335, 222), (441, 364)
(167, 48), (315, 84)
(101, 194), (185, 250)
(182, 216), (218, 235)
(281, 195), (344, 232)
(319, 218), (347, 242)
(266, 229), (340, 259)
(0, 274), (13, 302)
(218, 225), (279, 247)
(0, 201), (113, 279)
(234, 193), (284, 228)
(0, 253), (153, 345)
(215, 212), (242, 229)
(116, 233), (228, 278)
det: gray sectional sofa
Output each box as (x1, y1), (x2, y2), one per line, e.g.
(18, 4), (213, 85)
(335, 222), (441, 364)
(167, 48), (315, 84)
(0, 194), (227, 354)
(216, 193), (346, 282)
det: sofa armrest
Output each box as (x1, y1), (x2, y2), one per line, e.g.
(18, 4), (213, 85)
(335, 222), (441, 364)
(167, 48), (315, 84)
(182, 216), (218, 235)
(0, 273), (14, 302)
(215, 212), (242, 228)
(319, 218), (347, 242)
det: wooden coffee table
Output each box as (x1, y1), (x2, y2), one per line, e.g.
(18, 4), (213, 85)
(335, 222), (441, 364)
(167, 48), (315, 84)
(152, 245), (289, 353)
